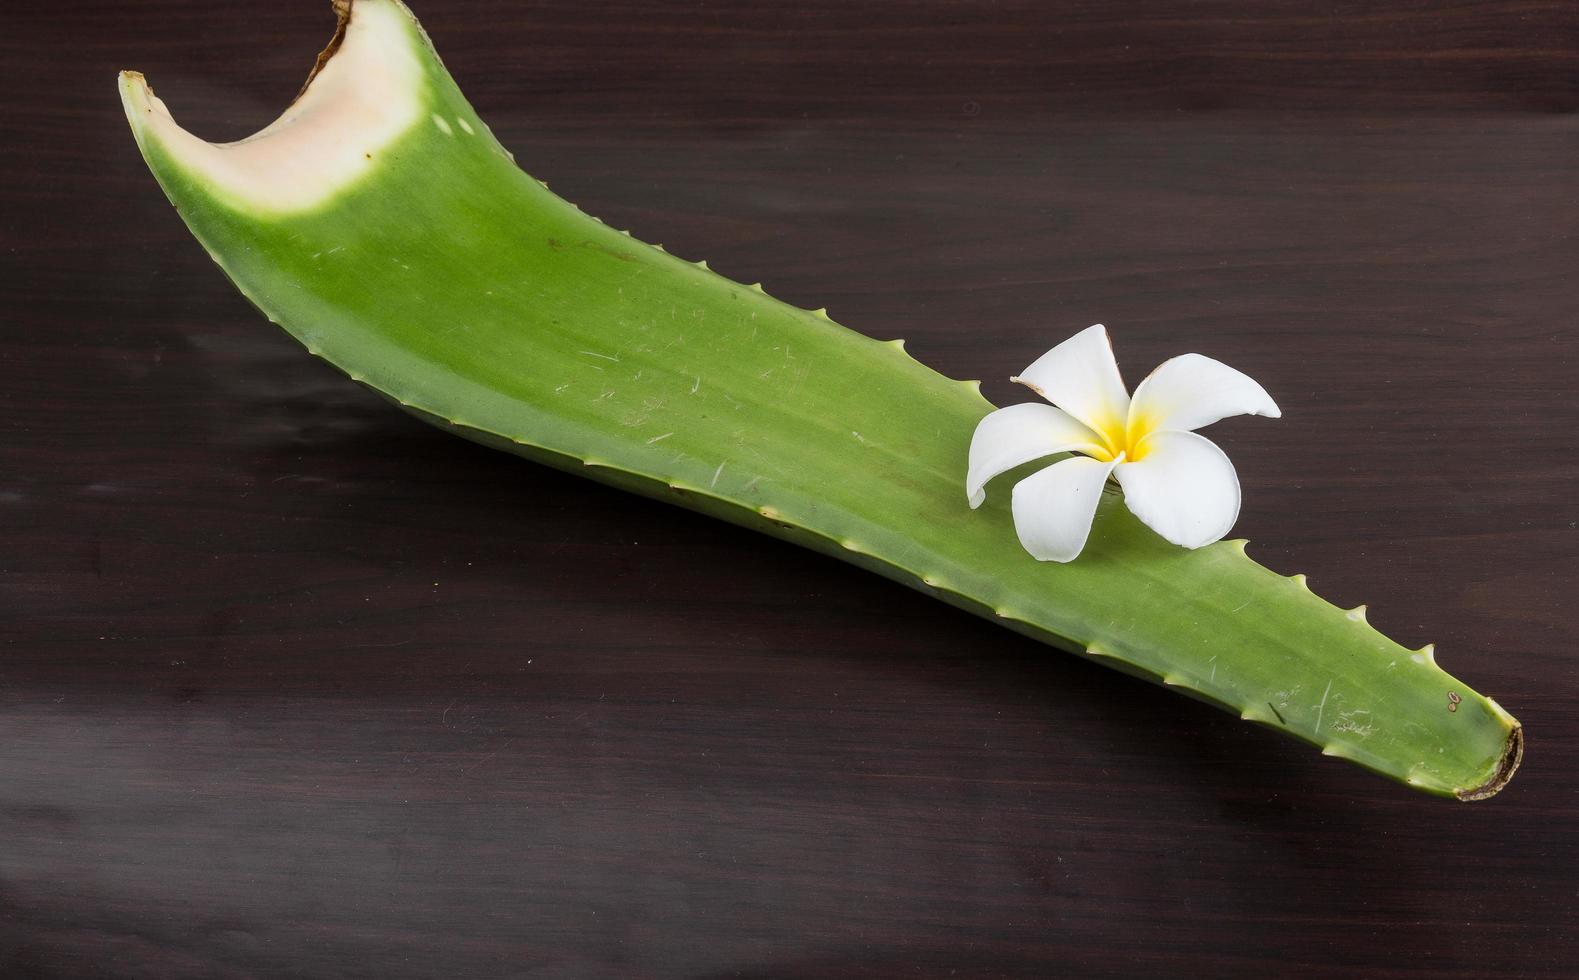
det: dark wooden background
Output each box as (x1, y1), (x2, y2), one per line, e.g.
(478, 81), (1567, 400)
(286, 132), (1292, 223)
(4, 1), (1577, 976)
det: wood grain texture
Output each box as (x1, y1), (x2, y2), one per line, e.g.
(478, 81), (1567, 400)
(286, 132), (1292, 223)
(2, 1), (1576, 976)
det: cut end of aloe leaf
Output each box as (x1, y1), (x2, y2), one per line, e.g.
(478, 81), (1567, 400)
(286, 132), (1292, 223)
(118, 0), (1522, 800)
(119, 0), (425, 216)
(1455, 710), (1523, 802)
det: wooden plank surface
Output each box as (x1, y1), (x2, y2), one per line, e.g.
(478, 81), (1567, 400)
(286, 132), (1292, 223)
(2, 1), (1576, 976)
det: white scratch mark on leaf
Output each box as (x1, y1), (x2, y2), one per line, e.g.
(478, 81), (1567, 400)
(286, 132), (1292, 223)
(711, 461), (726, 488)
(646, 432), (674, 444)
(1315, 680), (1333, 736)
(580, 350), (621, 362)
(1333, 709), (1375, 738)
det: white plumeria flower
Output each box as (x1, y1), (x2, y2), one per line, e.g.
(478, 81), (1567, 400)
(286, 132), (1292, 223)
(967, 324), (1280, 562)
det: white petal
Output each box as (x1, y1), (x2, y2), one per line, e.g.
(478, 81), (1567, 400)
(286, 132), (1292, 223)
(967, 403), (1108, 508)
(1011, 324), (1130, 441)
(1127, 353), (1280, 436)
(1114, 431), (1240, 549)
(1010, 455), (1122, 563)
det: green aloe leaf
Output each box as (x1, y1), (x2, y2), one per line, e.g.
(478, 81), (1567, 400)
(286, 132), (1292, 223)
(118, 0), (1520, 798)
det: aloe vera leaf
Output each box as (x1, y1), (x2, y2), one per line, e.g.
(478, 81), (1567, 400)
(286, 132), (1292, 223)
(118, 0), (1520, 799)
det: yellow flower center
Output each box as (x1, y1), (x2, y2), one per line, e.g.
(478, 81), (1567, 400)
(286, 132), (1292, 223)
(1085, 411), (1154, 463)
